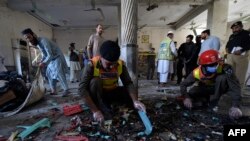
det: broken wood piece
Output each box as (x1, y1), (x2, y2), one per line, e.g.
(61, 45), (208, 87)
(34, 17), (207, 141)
(17, 118), (51, 140)
(55, 135), (89, 141)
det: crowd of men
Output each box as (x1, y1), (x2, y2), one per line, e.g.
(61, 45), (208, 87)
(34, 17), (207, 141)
(156, 21), (250, 119)
(7, 20), (247, 124)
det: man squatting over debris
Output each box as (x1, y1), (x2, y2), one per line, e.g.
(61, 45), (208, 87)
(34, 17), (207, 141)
(180, 50), (242, 119)
(78, 40), (146, 123)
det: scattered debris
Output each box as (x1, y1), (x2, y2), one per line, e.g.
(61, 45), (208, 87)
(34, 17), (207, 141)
(54, 135), (89, 141)
(17, 118), (51, 140)
(7, 131), (18, 141)
(63, 104), (89, 116)
(137, 111), (153, 136)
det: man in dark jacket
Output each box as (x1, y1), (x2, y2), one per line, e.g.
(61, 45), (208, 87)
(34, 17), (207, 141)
(147, 47), (156, 80)
(78, 40), (146, 123)
(180, 50), (242, 119)
(226, 21), (250, 88)
(177, 35), (197, 84)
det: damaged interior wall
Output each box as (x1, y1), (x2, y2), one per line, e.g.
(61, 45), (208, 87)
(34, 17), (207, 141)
(0, 3), (52, 67)
(53, 28), (119, 54)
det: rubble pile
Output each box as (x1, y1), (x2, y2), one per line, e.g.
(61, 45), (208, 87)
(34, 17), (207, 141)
(55, 99), (250, 141)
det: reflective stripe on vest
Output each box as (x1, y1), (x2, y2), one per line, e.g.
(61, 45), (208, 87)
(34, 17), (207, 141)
(193, 65), (223, 85)
(92, 56), (123, 90)
(158, 37), (174, 60)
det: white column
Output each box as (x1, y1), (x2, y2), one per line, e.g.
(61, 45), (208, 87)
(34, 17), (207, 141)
(121, 0), (138, 89)
(207, 0), (229, 53)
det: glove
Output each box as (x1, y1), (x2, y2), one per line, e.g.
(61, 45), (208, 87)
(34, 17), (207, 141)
(223, 65), (233, 75)
(133, 100), (146, 113)
(229, 107), (242, 119)
(183, 98), (192, 109)
(93, 111), (104, 123)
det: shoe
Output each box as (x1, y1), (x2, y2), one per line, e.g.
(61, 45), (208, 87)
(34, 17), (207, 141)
(71, 81), (74, 83)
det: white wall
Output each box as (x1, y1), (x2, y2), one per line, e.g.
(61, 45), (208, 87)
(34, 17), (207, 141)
(53, 27), (119, 53)
(0, 5), (52, 66)
(138, 27), (195, 52)
(53, 27), (119, 65)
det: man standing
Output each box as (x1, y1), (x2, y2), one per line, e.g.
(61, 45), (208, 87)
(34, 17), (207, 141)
(199, 29), (220, 56)
(157, 31), (177, 87)
(78, 40), (146, 123)
(22, 28), (69, 96)
(68, 43), (81, 83)
(0, 53), (7, 72)
(147, 47), (156, 80)
(194, 35), (202, 62)
(226, 21), (250, 89)
(177, 35), (197, 79)
(181, 50), (242, 119)
(87, 24), (105, 59)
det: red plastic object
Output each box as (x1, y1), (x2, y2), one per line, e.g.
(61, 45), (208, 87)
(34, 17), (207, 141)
(63, 104), (83, 116)
(55, 135), (89, 141)
(0, 137), (7, 141)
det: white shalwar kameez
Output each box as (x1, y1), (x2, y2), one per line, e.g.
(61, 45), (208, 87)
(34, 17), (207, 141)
(157, 41), (177, 83)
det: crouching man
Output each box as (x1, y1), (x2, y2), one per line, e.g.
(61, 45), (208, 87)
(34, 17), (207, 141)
(180, 50), (242, 119)
(78, 40), (146, 123)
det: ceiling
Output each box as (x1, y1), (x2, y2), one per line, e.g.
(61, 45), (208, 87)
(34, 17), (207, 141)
(6, 0), (250, 30)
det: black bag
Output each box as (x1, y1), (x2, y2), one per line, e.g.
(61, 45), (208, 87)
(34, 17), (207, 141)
(0, 71), (29, 112)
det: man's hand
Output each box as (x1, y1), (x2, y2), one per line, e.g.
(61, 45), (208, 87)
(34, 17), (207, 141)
(133, 100), (146, 113)
(93, 111), (104, 123)
(183, 98), (192, 109)
(229, 107), (242, 119)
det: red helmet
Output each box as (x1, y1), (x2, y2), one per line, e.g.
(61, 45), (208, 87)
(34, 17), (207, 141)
(199, 50), (220, 65)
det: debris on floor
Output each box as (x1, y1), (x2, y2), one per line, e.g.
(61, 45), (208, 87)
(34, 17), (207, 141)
(1, 80), (250, 141)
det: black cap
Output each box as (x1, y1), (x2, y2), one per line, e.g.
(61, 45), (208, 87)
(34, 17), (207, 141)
(231, 21), (243, 29)
(70, 42), (75, 46)
(21, 28), (33, 35)
(100, 40), (120, 62)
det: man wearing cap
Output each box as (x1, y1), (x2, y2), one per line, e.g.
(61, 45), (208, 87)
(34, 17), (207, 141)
(226, 21), (250, 89)
(198, 29), (220, 56)
(21, 28), (70, 96)
(68, 42), (81, 83)
(157, 31), (177, 87)
(87, 24), (105, 59)
(78, 40), (146, 123)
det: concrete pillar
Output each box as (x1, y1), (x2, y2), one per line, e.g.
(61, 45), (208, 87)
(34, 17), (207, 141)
(117, 5), (121, 46)
(207, 0), (229, 53)
(121, 0), (138, 89)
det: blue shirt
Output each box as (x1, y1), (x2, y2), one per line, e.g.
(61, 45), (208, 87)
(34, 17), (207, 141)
(199, 36), (220, 55)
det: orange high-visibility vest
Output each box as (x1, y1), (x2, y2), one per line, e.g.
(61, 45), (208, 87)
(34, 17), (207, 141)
(193, 65), (223, 85)
(92, 56), (123, 90)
